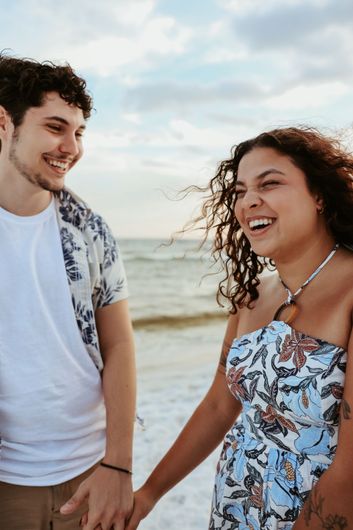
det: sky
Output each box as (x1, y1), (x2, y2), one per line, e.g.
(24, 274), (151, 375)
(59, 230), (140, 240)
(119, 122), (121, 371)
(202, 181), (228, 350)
(2, 0), (353, 238)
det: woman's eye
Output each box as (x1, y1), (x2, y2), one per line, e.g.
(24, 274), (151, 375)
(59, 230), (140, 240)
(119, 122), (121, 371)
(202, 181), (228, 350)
(261, 180), (278, 189)
(235, 189), (246, 198)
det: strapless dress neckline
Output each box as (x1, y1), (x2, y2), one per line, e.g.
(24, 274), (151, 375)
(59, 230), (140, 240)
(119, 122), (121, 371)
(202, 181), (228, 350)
(234, 319), (346, 353)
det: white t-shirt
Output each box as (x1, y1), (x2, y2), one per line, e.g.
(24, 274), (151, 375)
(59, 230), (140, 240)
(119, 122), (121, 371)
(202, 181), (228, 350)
(0, 199), (106, 486)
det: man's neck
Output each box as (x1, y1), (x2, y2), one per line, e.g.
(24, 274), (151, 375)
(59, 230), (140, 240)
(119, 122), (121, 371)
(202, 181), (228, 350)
(0, 176), (52, 216)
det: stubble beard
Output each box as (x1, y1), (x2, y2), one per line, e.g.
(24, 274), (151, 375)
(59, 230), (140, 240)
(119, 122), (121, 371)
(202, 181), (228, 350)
(9, 130), (64, 192)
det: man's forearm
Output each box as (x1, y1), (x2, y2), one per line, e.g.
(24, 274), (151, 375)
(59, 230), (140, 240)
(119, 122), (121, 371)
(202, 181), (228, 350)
(102, 339), (136, 469)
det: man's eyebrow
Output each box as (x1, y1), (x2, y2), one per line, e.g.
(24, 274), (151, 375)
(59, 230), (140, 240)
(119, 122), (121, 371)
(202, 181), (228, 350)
(236, 168), (285, 186)
(43, 115), (86, 130)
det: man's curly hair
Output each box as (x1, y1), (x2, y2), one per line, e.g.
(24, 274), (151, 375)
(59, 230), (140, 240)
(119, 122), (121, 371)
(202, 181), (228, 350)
(187, 126), (353, 313)
(0, 51), (93, 127)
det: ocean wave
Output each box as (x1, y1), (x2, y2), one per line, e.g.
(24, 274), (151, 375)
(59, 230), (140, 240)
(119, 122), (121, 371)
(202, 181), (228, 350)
(132, 311), (227, 330)
(123, 253), (205, 262)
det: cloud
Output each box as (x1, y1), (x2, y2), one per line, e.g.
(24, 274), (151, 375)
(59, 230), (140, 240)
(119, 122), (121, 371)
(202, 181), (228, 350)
(124, 80), (266, 112)
(266, 81), (349, 110)
(82, 117), (239, 162)
(195, 0), (353, 112)
(203, 48), (247, 64)
(3, 0), (192, 77)
(286, 26), (353, 86)
(56, 17), (191, 76)
(227, 0), (353, 53)
(123, 113), (142, 125)
(4, 0), (353, 239)
(219, 0), (326, 15)
(203, 0), (353, 94)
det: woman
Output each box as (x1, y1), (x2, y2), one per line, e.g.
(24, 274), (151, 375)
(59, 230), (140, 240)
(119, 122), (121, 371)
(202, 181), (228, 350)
(127, 127), (353, 529)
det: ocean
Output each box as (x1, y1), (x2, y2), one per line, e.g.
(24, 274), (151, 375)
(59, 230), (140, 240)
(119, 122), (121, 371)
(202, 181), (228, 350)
(121, 238), (225, 327)
(120, 238), (227, 372)
(119, 238), (228, 530)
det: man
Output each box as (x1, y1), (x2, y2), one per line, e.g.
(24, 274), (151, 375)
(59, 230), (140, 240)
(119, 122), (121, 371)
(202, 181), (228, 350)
(0, 53), (136, 530)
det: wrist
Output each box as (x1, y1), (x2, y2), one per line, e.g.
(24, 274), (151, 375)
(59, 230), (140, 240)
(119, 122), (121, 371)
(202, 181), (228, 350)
(142, 478), (165, 504)
(104, 447), (132, 468)
(100, 461), (133, 475)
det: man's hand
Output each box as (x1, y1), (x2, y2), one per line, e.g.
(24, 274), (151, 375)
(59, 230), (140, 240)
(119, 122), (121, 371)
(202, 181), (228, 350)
(60, 465), (133, 530)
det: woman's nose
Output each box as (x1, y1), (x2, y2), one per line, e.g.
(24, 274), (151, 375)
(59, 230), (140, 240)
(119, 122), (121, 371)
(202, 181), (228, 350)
(242, 188), (262, 209)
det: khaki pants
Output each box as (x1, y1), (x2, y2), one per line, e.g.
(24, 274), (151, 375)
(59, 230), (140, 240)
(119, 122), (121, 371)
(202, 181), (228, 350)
(0, 463), (99, 530)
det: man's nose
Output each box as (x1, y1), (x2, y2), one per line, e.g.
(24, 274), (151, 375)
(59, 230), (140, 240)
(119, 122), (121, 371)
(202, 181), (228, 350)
(59, 134), (80, 157)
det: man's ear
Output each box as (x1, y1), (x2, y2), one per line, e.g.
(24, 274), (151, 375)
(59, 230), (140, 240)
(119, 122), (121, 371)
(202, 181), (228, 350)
(0, 106), (13, 134)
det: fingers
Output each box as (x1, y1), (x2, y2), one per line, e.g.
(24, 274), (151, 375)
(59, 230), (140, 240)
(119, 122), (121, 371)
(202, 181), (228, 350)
(125, 510), (142, 530)
(80, 512), (88, 527)
(73, 468), (134, 529)
(60, 482), (89, 515)
(82, 513), (126, 530)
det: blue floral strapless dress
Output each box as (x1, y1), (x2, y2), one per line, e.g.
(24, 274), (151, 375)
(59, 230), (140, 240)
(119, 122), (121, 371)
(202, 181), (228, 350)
(209, 320), (346, 530)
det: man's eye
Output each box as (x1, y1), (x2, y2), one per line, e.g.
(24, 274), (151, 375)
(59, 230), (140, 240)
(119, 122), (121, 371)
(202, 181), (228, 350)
(47, 124), (61, 132)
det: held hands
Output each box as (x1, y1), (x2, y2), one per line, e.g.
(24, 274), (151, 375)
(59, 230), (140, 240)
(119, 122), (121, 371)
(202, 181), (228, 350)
(125, 486), (158, 530)
(60, 464), (133, 530)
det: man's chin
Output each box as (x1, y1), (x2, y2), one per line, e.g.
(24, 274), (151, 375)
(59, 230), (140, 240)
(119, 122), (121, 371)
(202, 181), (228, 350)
(38, 178), (66, 193)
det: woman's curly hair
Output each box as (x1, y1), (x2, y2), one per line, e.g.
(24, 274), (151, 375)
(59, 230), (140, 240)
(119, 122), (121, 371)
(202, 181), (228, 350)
(0, 51), (93, 127)
(186, 126), (353, 313)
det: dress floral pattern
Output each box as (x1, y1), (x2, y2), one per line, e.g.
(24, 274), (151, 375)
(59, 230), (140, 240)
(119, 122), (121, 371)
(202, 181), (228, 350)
(209, 320), (346, 529)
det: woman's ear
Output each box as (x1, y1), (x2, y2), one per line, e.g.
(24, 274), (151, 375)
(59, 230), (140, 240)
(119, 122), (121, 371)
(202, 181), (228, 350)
(316, 195), (325, 215)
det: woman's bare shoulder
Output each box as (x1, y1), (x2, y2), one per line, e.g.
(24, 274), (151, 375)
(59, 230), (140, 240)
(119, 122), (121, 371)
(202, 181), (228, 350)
(339, 249), (353, 314)
(332, 247), (353, 296)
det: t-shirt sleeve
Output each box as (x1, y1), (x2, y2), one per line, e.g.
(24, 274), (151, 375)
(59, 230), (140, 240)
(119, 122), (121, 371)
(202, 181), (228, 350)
(92, 214), (129, 308)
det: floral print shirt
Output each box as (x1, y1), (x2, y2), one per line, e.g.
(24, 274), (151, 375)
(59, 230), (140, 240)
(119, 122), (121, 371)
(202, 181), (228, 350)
(54, 188), (128, 372)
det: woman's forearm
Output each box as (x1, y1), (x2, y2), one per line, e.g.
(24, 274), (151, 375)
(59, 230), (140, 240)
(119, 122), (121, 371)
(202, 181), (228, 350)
(142, 387), (241, 502)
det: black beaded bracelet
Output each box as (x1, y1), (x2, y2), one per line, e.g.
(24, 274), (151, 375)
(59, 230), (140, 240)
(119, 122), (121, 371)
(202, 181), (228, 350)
(100, 462), (133, 475)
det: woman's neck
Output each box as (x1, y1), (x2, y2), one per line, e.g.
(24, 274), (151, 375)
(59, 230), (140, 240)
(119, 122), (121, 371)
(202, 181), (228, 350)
(273, 236), (337, 294)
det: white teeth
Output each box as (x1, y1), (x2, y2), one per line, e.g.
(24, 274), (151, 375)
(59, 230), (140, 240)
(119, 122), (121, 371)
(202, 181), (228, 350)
(249, 218), (274, 230)
(46, 158), (68, 170)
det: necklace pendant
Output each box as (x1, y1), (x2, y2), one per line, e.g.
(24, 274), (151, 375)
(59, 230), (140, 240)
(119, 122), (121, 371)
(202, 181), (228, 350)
(273, 299), (298, 325)
(284, 302), (299, 325)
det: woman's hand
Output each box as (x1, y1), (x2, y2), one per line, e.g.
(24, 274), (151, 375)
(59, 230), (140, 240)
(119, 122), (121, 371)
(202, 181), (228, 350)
(125, 486), (158, 530)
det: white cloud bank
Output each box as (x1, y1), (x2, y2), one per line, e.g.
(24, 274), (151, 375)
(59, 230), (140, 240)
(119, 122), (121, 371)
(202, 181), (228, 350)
(2, 0), (353, 237)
